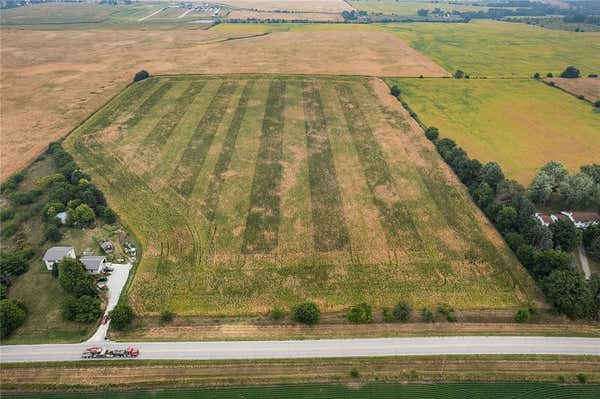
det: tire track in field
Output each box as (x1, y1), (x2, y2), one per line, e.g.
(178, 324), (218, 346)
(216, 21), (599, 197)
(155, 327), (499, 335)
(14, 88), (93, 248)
(242, 80), (286, 254)
(335, 83), (421, 251)
(125, 81), (174, 132)
(171, 81), (239, 197)
(203, 80), (255, 226)
(303, 81), (350, 252)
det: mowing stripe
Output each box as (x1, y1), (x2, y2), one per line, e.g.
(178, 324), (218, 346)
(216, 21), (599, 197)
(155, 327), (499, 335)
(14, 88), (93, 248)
(303, 81), (350, 252)
(142, 81), (207, 147)
(335, 83), (420, 250)
(203, 81), (255, 225)
(242, 80), (286, 254)
(171, 81), (239, 196)
(125, 81), (174, 131)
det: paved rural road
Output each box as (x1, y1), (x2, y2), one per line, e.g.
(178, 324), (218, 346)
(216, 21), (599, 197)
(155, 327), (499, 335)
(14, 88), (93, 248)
(1, 336), (600, 363)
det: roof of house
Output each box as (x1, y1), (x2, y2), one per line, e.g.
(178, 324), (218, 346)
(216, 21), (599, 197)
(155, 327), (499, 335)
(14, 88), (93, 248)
(43, 246), (74, 262)
(555, 213), (570, 221)
(570, 211), (600, 223)
(55, 211), (68, 224)
(80, 256), (106, 272)
(537, 213), (552, 224)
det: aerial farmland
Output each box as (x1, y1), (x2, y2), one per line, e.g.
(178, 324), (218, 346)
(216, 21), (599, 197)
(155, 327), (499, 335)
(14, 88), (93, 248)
(1, 0), (600, 395)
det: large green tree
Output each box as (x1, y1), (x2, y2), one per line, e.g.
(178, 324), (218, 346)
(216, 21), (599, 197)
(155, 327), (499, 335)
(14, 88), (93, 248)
(63, 295), (102, 323)
(109, 303), (134, 330)
(293, 301), (321, 325)
(550, 219), (581, 252)
(0, 299), (26, 338)
(543, 269), (593, 319)
(58, 258), (96, 298)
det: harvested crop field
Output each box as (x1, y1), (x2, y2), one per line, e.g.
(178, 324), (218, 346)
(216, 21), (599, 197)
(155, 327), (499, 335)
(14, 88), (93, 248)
(64, 75), (537, 316)
(227, 10), (344, 22)
(387, 78), (600, 184)
(0, 28), (446, 182)
(545, 77), (600, 103)
(217, 0), (353, 13)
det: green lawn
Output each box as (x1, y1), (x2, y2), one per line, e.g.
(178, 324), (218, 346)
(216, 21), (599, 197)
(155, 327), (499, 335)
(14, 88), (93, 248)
(385, 78), (600, 184)
(213, 20), (600, 77)
(64, 74), (537, 316)
(6, 383), (600, 399)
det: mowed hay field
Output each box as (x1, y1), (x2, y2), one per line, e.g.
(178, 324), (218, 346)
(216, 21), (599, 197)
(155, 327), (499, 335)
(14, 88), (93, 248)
(349, 0), (490, 15)
(387, 78), (600, 184)
(0, 28), (446, 182)
(214, 20), (600, 77)
(64, 75), (537, 316)
(216, 0), (353, 13)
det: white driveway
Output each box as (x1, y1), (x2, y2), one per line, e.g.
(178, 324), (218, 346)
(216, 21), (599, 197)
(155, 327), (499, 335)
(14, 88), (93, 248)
(578, 245), (591, 280)
(87, 262), (132, 343)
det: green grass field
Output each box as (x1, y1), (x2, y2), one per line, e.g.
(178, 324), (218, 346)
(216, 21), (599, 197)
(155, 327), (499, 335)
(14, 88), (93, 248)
(64, 74), (537, 316)
(385, 78), (600, 184)
(349, 0), (490, 15)
(6, 383), (600, 399)
(213, 20), (600, 77)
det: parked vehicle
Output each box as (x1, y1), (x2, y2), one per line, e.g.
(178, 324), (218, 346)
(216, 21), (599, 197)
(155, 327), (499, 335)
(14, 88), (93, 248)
(101, 315), (109, 324)
(81, 347), (139, 359)
(97, 277), (108, 282)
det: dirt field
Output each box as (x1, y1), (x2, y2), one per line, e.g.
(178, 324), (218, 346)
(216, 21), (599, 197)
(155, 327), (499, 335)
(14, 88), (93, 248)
(0, 29), (447, 181)
(545, 77), (600, 103)
(3, 356), (600, 390)
(227, 10), (344, 21)
(217, 0), (353, 13)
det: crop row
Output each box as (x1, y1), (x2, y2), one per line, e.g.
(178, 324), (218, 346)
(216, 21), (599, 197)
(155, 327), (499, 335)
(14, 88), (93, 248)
(171, 81), (239, 196)
(335, 84), (419, 250)
(125, 81), (174, 131)
(242, 81), (286, 254)
(203, 81), (255, 225)
(142, 81), (207, 148)
(303, 82), (350, 252)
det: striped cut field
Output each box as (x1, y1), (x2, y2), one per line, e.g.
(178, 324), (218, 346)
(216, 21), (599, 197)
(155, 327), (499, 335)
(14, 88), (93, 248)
(65, 75), (537, 316)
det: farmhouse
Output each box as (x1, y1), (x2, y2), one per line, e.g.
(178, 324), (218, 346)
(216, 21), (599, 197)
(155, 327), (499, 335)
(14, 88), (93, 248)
(42, 246), (76, 270)
(561, 211), (600, 229)
(80, 255), (107, 274)
(535, 213), (552, 226)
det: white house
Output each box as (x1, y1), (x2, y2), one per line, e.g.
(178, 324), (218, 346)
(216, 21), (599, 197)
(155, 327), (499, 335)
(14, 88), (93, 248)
(80, 256), (107, 274)
(561, 211), (600, 229)
(43, 246), (76, 270)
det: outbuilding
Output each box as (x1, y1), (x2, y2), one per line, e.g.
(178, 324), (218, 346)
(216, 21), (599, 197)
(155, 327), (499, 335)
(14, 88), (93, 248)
(42, 246), (76, 270)
(80, 256), (107, 274)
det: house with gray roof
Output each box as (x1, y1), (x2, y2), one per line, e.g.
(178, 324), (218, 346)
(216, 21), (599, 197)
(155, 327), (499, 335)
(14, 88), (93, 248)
(43, 246), (76, 270)
(80, 255), (107, 274)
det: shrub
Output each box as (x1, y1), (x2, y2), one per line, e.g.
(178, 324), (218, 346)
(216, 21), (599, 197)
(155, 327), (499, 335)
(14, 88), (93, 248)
(589, 74), (598, 78)
(577, 373), (587, 384)
(63, 295), (102, 323)
(350, 368), (360, 378)
(422, 308), (434, 322)
(0, 252), (28, 277)
(1, 223), (18, 239)
(0, 209), (15, 222)
(44, 225), (63, 243)
(578, 94), (585, 100)
(161, 310), (174, 323)
(392, 302), (412, 322)
(390, 85), (401, 97)
(110, 303), (134, 330)
(99, 206), (117, 224)
(8, 190), (42, 205)
(382, 308), (395, 322)
(347, 302), (372, 323)
(546, 72), (553, 78)
(437, 303), (456, 322)
(533, 72), (540, 79)
(515, 308), (531, 323)
(270, 307), (284, 320)
(292, 301), (320, 325)
(424, 127), (439, 141)
(0, 285), (6, 299)
(595, 100), (600, 108)
(133, 70), (150, 82)
(560, 66), (581, 78)
(454, 69), (465, 79)
(0, 299), (26, 338)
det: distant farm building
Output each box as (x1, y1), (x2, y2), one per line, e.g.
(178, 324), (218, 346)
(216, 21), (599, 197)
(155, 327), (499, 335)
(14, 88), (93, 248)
(43, 246), (76, 270)
(535, 211), (599, 229)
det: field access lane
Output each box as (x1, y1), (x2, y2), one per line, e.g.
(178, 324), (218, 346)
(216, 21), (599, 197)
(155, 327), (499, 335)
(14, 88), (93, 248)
(1, 337), (599, 363)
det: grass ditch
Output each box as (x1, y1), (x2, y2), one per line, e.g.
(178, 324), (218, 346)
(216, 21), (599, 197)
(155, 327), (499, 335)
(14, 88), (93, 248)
(302, 81), (349, 252)
(171, 81), (239, 196)
(242, 80), (286, 254)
